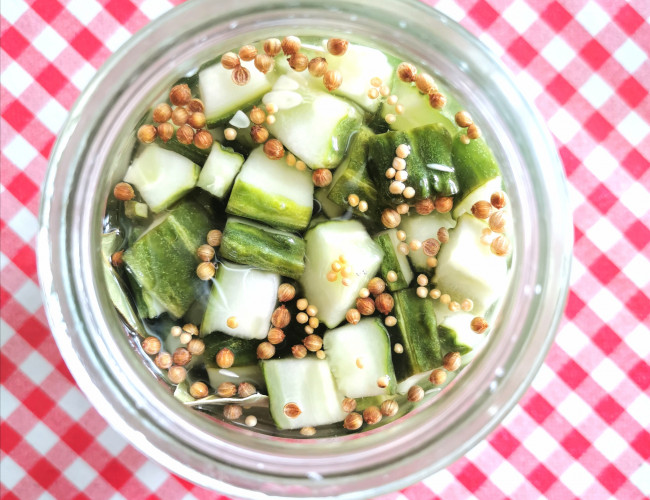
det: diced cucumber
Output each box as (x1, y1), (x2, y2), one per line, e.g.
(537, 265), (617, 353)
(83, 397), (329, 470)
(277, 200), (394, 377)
(219, 217), (306, 279)
(323, 318), (396, 398)
(315, 188), (346, 218)
(438, 312), (485, 356)
(207, 365), (266, 393)
(123, 201), (212, 318)
(226, 147), (314, 231)
(451, 133), (501, 201)
(196, 143), (244, 199)
(300, 220), (384, 328)
(373, 229), (413, 291)
(124, 200), (148, 220)
(390, 289), (442, 381)
(203, 332), (259, 367)
(123, 145), (200, 213)
(266, 89), (362, 169)
(367, 124), (458, 207)
(398, 212), (456, 273)
(262, 358), (347, 430)
(321, 42), (394, 112)
(433, 214), (508, 316)
(326, 127), (379, 218)
(128, 275), (168, 319)
(199, 59), (274, 127)
(201, 261), (280, 339)
(381, 78), (458, 136)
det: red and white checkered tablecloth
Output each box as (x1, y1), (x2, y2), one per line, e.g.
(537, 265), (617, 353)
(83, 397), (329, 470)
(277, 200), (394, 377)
(1, 0), (648, 498)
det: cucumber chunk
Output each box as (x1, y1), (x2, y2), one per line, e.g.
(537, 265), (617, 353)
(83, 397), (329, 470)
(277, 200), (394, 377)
(391, 289), (442, 381)
(266, 89), (362, 169)
(300, 220), (384, 328)
(196, 143), (244, 199)
(199, 59), (274, 127)
(451, 133), (501, 201)
(438, 312), (485, 356)
(201, 261), (280, 339)
(373, 229), (413, 291)
(326, 127), (380, 218)
(367, 124), (458, 207)
(203, 332), (259, 368)
(262, 358), (347, 430)
(315, 188), (346, 218)
(123, 145), (200, 213)
(128, 274), (168, 319)
(219, 217), (306, 279)
(123, 201), (212, 318)
(381, 78), (459, 135)
(124, 201), (148, 220)
(322, 43), (394, 112)
(433, 214), (508, 316)
(398, 212), (456, 273)
(226, 147), (314, 231)
(323, 318), (396, 398)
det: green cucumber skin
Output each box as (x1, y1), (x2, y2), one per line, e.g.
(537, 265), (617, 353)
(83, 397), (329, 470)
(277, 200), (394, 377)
(226, 181), (312, 232)
(123, 201), (212, 318)
(391, 289), (442, 381)
(451, 133), (500, 201)
(219, 219), (306, 279)
(367, 124), (458, 207)
(373, 233), (410, 291)
(202, 333), (259, 368)
(327, 128), (380, 218)
(156, 135), (210, 166)
(438, 325), (472, 356)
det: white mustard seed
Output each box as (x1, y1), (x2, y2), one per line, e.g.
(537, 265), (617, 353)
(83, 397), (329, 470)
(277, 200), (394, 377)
(393, 342), (403, 353)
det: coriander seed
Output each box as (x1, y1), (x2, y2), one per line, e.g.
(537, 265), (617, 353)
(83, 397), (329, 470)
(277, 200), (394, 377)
(467, 123), (481, 139)
(368, 277), (386, 296)
(363, 406), (382, 425)
(375, 293), (395, 315)
(254, 53), (274, 74)
(422, 238), (440, 257)
(221, 52), (240, 69)
(312, 168), (333, 187)
(346, 308), (361, 324)
(267, 327), (285, 345)
(381, 208), (401, 228)
(171, 106), (189, 126)
(264, 139), (284, 160)
(264, 38), (281, 56)
(437, 227), (449, 243)
(416, 198), (435, 215)
(137, 124), (157, 143)
(283, 402), (302, 418)
(218, 382), (237, 398)
(238, 382), (256, 398)
(231, 65), (251, 86)
(173, 347), (192, 366)
(155, 352), (172, 369)
(491, 235), (510, 256)
(113, 182), (135, 201)
(415, 73), (436, 94)
(323, 70), (343, 91)
(250, 125), (269, 143)
(182, 322), (198, 336)
(407, 385), (424, 402)
(491, 191), (507, 209)
(157, 122), (174, 142)
(292, 344), (307, 358)
(288, 52), (309, 72)
(216, 347), (235, 368)
(190, 381), (209, 399)
(435, 196), (453, 213)
(356, 297), (375, 316)
(142, 336), (161, 355)
(196, 261), (216, 280)
(249, 106), (266, 125)
(193, 129), (213, 151)
(187, 98), (204, 113)
(197, 244), (215, 262)
(342, 397), (357, 413)
(187, 338), (205, 356)
(430, 369), (447, 385)
(281, 36), (301, 55)
(188, 111), (207, 129)
(167, 365), (186, 384)
(224, 404), (242, 420)
(239, 44), (257, 61)
(455, 111), (473, 127)
(176, 124), (194, 144)
(344, 412), (363, 430)
(397, 62), (417, 82)
(277, 283), (296, 302)
(489, 211), (506, 233)
(169, 83), (191, 106)
(327, 38), (349, 56)
(152, 103), (172, 123)
(257, 341), (275, 360)
(303, 334), (323, 352)
(471, 316), (488, 333)
(308, 57), (328, 77)
(443, 351), (461, 371)
(429, 91), (447, 109)
(381, 399), (399, 417)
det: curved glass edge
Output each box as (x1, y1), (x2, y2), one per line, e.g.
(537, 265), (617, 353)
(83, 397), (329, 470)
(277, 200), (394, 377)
(38, 0), (574, 497)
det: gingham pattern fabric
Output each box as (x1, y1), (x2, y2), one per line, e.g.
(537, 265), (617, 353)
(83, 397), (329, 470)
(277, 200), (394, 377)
(1, 0), (648, 498)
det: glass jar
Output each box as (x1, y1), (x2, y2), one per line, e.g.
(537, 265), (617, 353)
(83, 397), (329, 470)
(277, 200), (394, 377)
(38, 0), (573, 497)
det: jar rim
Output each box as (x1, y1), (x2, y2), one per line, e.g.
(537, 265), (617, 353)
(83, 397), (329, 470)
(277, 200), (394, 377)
(38, 0), (573, 497)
